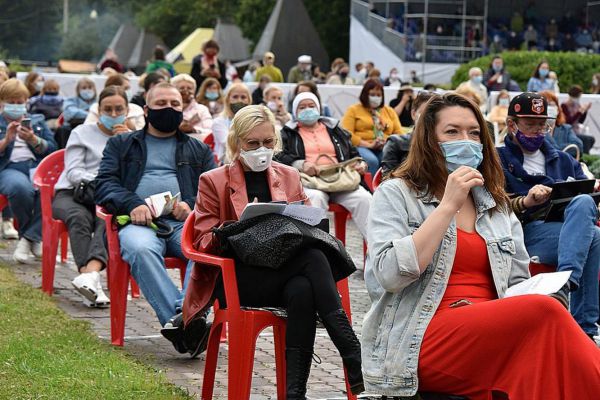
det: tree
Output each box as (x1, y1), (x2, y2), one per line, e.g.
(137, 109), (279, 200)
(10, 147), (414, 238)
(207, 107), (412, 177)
(304, 0), (349, 61)
(235, 0), (276, 49)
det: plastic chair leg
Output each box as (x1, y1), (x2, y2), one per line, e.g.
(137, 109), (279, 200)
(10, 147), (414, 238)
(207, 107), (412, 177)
(41, 226), (59, 295)
(273, 324), (287, 400)
(130, 277), (140, 298)
(201, 321), (224, 400)
(227, 316), (259, 399)
(109, 260), (130, 346)
(60, 230), (68, 263)
(333, 210), (348, 245)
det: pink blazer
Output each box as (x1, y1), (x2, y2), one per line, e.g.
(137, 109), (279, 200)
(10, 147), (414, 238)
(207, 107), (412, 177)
(183, 159), (309, 325)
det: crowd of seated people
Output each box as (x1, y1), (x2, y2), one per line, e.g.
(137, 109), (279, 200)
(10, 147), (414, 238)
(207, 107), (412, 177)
(2, 40), (600, 399)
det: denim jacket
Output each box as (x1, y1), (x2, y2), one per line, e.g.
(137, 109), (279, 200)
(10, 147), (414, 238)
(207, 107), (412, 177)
(0, 113), (56, 171)
(362, 178), (530, 396)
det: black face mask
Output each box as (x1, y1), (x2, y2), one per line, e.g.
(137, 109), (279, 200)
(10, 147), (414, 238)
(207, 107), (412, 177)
(340, 71), (348, 78)
(230, 102), (247, 115)
(147, 107), (183, 133)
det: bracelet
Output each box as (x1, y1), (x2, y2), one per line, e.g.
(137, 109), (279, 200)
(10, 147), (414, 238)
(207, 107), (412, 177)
(32, 136), (42, 149)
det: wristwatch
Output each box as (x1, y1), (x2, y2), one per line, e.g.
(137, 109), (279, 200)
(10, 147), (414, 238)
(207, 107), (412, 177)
(33, 136), (42, 149)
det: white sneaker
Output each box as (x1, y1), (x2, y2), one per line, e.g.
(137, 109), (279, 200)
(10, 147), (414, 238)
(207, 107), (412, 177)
(94, 277), (110, 308)
(30, 241), (42, 259)
(13, 238), (32, 264)
(72, 271), (100, 303)
(2, 219), (18, 240)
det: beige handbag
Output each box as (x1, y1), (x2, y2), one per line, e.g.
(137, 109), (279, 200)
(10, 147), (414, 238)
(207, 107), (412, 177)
(300, 155), (363, 193)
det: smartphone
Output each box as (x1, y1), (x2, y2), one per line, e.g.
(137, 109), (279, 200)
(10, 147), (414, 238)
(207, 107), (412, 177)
(20, 118), (31, 129)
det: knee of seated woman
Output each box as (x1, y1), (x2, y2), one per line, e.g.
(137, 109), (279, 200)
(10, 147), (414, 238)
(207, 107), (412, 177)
(566, 194), (598, 217)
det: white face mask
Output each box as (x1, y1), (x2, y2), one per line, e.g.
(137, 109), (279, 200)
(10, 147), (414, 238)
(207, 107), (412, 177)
(369, 95), (382, 108)
(239, 146), (274, 172)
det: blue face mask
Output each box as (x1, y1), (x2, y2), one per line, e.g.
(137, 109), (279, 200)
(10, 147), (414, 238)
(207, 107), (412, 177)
(440, 140), (483, 172)
(492, 64), (503, 73)
(3, 103), (27, 120)
(205, 91), (219, 100)
(297, 108), (320, 125)
(472, 76), (483, 84)
(99, 114), (126, 130)
(80, 89), (95, 101)
(538, 68), (549, 78)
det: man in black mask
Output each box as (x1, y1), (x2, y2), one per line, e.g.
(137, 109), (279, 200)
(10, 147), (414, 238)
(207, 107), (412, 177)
(95, 82), (216, 356)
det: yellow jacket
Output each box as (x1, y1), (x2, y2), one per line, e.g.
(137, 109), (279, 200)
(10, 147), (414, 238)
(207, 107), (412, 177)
(341, 103), (403, 146)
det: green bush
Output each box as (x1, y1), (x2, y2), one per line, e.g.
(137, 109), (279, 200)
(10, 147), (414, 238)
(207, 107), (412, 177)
(451, 51), (600, 93)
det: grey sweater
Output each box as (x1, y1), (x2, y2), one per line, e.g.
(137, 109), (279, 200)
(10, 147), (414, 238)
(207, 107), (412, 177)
(54, 123), (112, 191)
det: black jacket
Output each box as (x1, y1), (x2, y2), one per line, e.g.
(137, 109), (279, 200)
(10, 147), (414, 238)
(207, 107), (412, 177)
(190, 55), (228, 92)
(277, 118), (359, 168)
(381, 133), (412, 175)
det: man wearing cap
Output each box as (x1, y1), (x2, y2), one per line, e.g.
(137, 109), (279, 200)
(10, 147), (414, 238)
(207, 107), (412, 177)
(287, 55), (313, 83)
(497, 92), (600, 341)
(255, 51), (283, 83)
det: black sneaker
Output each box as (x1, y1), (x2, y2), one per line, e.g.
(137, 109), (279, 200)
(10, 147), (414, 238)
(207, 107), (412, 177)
(183, 316), (212, 359)
(160, 313), (188, 354)
(549, 283), (570, 309)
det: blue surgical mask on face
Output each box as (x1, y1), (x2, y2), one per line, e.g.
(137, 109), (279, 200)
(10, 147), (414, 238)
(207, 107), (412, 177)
(3, 103), (27, 120)
(472, 76), (483, 84)
(538, 68), (549, 78)
(297, 108), (320, 125)
(499, 98), (510, 107)
(440, 140), (484, 172)
(205, 91), (219, 100)
(79, 89), (95, 101)
(99, 114), (126, 130)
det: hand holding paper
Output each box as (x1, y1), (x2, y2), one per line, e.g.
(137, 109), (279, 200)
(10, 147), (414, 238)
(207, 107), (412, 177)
(504, 271), (572, 298)
(144, 191), (181, 218)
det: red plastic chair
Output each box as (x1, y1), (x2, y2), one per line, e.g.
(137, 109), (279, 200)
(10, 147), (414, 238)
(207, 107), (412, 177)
(181, 214), (357, 400)
(363, 172), (373, 192)
(32, 149), (69, 295)
(203, 133), (219, 164)
(96, 206), (187, 346)
(328, 203), (367, 264)
(373, 167), (383, 190)
(0, 194), (7, 211)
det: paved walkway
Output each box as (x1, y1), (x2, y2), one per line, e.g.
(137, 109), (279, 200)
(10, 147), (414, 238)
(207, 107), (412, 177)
(0, 218), (380, 400)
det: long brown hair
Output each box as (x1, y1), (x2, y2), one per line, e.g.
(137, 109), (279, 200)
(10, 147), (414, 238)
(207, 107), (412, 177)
(391, 92), (508, 210)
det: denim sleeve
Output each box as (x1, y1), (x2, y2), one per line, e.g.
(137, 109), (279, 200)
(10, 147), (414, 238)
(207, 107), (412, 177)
(63, 97), (89, 122)
(507, 211), (531, 289)
(367, 180), (421, 293)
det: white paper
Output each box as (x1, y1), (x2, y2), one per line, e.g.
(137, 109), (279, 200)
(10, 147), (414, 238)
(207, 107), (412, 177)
(240, 202), (326, 226)
(145, 191), (181, 218)
(504, 271), (572, 298)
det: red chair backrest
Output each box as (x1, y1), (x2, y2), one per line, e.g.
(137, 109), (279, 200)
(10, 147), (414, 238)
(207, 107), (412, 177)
(33, 149), (65, 222)
(373, 167), (383, 190)
(203, 133), (215, 151)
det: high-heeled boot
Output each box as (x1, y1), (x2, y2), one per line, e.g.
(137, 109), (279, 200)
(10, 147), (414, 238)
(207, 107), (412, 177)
(321, 308), (365, 395)
(285, 347), (313, 400)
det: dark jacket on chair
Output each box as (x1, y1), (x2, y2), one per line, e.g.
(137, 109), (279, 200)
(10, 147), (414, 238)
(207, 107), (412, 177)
(94, 129), (216, 215)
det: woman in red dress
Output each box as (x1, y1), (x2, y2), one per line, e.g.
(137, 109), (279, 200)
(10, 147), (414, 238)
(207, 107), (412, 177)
(361, 93), (600, 399)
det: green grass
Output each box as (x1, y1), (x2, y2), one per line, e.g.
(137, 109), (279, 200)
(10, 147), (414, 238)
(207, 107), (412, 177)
(0, 263), (192, 400)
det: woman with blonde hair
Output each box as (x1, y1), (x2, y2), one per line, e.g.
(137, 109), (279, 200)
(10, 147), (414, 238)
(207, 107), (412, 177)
(171, 73), (213, 141)
(211, 82), (252, 162)
(195, 77), (224, 117)
(184, 105), (364, 398)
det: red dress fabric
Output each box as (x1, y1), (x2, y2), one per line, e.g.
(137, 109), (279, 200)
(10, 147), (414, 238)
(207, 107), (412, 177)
(418, 229), (600, 400)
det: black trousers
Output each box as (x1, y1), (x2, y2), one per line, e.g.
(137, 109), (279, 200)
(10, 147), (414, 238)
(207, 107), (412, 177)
(52, 189), (107, 271)
(214, 248), (342, 349)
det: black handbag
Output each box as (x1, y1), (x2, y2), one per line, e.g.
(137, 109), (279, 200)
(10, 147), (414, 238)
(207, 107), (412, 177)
(72, 179), (97, 207)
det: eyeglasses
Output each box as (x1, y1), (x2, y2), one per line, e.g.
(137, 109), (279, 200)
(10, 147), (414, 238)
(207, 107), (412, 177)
(515, 122), (552, 135)
(244, 137), (278, 150)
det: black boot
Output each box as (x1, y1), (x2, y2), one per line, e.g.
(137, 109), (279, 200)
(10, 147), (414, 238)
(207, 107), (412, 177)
(321, 309), (364, 395)
(286, 347), (313, 400)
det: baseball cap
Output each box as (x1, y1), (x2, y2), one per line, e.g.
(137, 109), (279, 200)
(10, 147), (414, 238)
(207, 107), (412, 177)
(508, 92), (555, 119)
(298, 55), (312, 64)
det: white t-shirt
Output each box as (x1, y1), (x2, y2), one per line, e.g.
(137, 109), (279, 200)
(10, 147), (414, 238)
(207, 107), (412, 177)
(523, 150), (546, 176)
(10, 136), (35, 163)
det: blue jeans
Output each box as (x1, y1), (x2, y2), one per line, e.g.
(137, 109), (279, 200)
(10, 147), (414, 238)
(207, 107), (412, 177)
(357, 146), (383, 177)
(118, 219), (192, 326)
(523, 195), (600, 335)
(0, 161), (42, 242)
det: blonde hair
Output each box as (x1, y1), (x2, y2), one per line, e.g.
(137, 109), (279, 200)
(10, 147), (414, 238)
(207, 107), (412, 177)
(0, 78), (30, 101)
(262, 84), (283, 100)
(226, 104), (281, 162)
(454, 85), (482, 106)
(221, 82), (251, 119)
(171, 73), (197, 92)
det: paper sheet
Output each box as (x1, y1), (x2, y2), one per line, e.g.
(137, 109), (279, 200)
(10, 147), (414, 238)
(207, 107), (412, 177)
(240, 202), (326, 226)
(504, 271), (572, 298)
(145, 191), (181, 218)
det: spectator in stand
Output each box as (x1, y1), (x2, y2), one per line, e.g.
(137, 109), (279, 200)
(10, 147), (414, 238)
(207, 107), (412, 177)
(561, 85), (595, 153)
(563, 33), (577, 52)
(546, 38), (560, 52)
(52, 86), (132, 307)
(262, 85), (291, 132)
(327, 63), (355, 85)
(278, 92), (372, 241)
(390, 84), (415, 127)
(523, 24), (538, 50)
(291, 80), (333, 118)
(84, 74), (145, 130)
(545, 18), (559, 41)
(0, 79), (57, 263)
(27, 80), (64, 126)
(510, 11), (524, 33)
(483, 56), (511, 92)
(190, 40), (228, 92)
(145, 46), (175, 77)
(457, 67), (488, 113)
(24, 72), (44, 98)
(95, 82), (216, 356)
(255, 52), (283, 83)
(409, 70), (421, 84)
(130, 72), (166, 108)
(288, 55), (313, 83)
(498, 92), (600, 341)
(212, 82), (252, 162)
(527, 61), (555, 92)
(55, 77), (97, 149)
(186, 105), (364, 398)
(591, 73), (600, 94)
(384, 68), (402, 87)
(576, 29), (593, 51)
(487, 90), (510, 132)
(364, 92), (600, 399)
(488, 34), (504, 54)
(196, 77), (224, 117)
(341, 79), (403, 176)
(252, 74), (271, 105)
(171, 73), (213, 141)
(99, 48), (124, 73)
(381, 91), (437, 175)
(539, 90), (584, 157)
(507, 30), (522, 50)
(243, 61), (260, 83)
